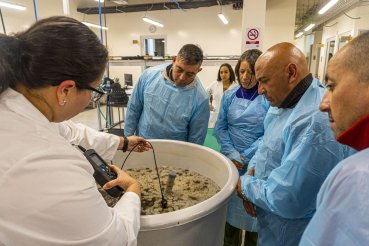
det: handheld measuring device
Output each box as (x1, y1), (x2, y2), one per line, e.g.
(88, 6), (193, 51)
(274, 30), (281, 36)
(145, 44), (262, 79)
(78, 146), (123, 197)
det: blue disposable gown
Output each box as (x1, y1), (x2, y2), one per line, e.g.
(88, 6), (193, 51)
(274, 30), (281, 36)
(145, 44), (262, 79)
(300, 148), (368, 246)
(214, 85), (269, 231)
(240, 79), (354, 246)
(124, 63), (210, 145)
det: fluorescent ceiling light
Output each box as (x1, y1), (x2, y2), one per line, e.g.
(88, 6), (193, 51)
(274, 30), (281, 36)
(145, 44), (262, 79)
(142, 17), (164, 28)
(0, 1), (26, 11)
(295, 32), (304, 38)
(113, 0), (128, 4)
(304, 23), (315, 32)
(63, 0), (70, 15)
(82, 21), (108, 30)
(218, 13), (228, 25)
(95, 0), (104, 2)
(318, 0), (338, 15)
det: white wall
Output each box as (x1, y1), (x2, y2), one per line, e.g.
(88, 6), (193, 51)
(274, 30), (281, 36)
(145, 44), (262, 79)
(104, 5), (242, 57)
(294, 35), (305, 51)
(314, 4), (369, 81)
(264, 0), (296, 50)
(97, 5), (243, 89)
(0, 0), (67, 34)
(241, 0), (266, 51)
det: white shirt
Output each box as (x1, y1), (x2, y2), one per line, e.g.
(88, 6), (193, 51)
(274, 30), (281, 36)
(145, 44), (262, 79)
(206, 80), (237, 128)
(0, 89), (140, 246)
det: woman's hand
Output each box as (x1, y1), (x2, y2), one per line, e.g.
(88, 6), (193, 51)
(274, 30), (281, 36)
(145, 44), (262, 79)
(232, 159), (244, 170)
(103, 164), (141, 198)
(231, 155), (245, 170)
(120, 136), (151, 152)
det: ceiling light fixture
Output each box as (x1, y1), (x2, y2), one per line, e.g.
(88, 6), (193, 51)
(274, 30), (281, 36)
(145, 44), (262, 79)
(295, 32), (304, 38)
(95, 0), (104, 2)
(218, 13), (229, 25)
(0, 1), (26, 11)
(113, 0), (128, 4)
(304, 23), (315, 32)
(217, 0), (228, 25)
(318, 0), (338, 15)
(82, 21), (108, 30)
(142, 17), (164, 28)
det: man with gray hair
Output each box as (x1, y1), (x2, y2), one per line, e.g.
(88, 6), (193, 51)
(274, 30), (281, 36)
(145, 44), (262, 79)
(300, 31), (369, 245)
(124, 44), (210, 144)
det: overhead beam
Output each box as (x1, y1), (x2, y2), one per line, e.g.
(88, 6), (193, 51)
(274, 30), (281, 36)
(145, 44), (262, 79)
(77, 0), (243, 15)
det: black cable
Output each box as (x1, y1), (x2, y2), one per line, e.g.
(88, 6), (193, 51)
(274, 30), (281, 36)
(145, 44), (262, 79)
(343, 11), (361, 20)
(120, 141), (168, 208)
(77, 145), (87, 152)
(0, 8), (6, 35)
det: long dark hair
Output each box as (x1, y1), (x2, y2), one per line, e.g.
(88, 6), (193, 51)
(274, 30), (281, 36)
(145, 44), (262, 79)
(0, 16), (108, 95)
(217, 63), (235, 83)
(235, 49), (262, 83)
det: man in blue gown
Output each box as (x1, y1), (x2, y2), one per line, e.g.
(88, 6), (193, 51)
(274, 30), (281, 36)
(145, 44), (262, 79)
(300, 31), (369, 246)
(124, 44), (209, 145)
(236, 43), (353, 246)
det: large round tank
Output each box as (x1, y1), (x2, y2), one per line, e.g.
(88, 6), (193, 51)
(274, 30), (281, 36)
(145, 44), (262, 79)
(113, 140), (238, 246)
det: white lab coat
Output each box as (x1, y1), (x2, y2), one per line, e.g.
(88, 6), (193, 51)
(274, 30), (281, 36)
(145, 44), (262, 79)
(206, 80), (237, 128)
(0, 89), (140, 246)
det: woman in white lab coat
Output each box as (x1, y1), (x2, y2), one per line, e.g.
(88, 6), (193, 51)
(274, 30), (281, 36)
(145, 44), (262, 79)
(206, 63), (237, 128)
(0, 16), (149, 246)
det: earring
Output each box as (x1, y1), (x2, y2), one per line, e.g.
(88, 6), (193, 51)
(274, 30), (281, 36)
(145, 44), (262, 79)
(59, 99), (67, 106)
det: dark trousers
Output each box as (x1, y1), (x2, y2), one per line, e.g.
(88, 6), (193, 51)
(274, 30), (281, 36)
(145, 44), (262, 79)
(224, 222), (258, 246)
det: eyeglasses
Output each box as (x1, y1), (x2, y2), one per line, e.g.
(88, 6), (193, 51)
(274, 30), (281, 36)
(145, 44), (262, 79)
(76, 83), (105, 102)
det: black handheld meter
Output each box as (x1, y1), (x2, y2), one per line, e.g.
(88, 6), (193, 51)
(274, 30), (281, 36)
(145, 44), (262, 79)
(78, 146), (123, 197)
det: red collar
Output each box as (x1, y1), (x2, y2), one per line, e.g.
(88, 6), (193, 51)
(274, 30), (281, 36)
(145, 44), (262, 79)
(337, 114), (369, 151)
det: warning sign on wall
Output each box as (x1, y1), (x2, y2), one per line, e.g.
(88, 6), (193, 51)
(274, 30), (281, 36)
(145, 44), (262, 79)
(245, 28), (261, 49)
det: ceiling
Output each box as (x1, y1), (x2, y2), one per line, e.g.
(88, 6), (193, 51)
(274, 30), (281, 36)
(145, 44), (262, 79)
(76, 0), (363, 33)
(76, 0), (243, 14)
(295, 0), (361, 33)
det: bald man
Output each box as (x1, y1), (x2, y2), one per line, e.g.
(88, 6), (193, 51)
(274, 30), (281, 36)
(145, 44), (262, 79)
(300, 31), (369, 246)
(236, 43), (353, 246)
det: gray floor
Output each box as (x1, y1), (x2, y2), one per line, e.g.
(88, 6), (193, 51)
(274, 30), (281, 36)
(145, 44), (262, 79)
(71, 104), (126, 131)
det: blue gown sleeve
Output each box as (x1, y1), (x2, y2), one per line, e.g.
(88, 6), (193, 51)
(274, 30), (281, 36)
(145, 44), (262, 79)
(188, 96), (210, 145)
(241, 117), (349, 219)
(214, 93), (241, 162)
(300, 159), (369, 246)
(124, 73), (146, 137)
(240, 136), (263, 164)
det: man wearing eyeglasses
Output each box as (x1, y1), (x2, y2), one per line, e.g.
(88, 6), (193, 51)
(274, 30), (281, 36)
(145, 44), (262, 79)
(124, 44), (210, 145)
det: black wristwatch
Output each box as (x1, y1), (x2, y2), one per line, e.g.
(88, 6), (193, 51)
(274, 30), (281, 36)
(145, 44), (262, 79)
(122, 136), (129, 152)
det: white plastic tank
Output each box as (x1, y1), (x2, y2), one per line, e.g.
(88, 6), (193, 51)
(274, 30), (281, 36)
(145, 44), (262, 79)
(113, 140), (239, 246)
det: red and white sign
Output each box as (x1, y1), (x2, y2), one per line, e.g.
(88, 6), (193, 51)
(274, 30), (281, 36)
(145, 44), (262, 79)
(245, 28), (261, 49)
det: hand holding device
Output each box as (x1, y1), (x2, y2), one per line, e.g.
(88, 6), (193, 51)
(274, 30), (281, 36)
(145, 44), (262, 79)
(78, 146), (123, 197)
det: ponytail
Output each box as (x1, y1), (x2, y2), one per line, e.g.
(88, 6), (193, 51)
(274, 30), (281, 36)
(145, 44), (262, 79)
(0, 35), (23, 95)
